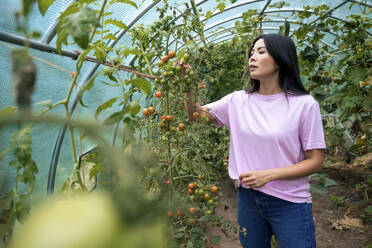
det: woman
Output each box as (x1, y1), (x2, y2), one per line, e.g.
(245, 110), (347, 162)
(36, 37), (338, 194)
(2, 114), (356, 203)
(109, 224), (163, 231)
(185, 34), (325, 248)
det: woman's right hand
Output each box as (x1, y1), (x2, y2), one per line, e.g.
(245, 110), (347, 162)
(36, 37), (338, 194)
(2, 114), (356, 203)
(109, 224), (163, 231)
(184, 92), (215, 122)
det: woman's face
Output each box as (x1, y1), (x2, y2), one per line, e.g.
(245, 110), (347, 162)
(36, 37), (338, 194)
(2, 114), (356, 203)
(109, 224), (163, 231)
(248, 38), (279, 80)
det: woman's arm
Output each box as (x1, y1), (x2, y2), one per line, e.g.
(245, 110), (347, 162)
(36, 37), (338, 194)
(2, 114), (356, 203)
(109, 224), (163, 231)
(239, 149), (324, 188)
(184, 92), (215, 122)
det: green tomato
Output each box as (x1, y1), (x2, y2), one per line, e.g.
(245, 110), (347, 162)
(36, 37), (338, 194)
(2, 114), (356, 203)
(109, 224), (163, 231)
(175, 65), (182, 72)
(10, 193), (119, 248)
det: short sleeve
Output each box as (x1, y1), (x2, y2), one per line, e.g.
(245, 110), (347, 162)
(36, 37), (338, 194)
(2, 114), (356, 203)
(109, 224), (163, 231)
(204, 91), (235, 129)
(299, 102), (326, 151)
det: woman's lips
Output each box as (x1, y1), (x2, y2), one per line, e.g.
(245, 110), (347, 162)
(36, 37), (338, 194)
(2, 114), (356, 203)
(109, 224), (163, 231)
(249, 65), (257, 71)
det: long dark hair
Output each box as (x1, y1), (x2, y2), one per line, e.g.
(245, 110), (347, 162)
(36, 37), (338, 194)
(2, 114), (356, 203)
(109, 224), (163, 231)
(246, 34), (309, 97)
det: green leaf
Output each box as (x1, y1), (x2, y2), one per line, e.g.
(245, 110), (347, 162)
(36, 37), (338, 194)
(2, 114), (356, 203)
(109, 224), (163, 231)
(110, 0), (138, 9)
(78, 74), (98, 107)
(199, 215), (211, 222)
(365, 206), (372, 215)
(345, 67), (367, 84)
(60, 7), (100, 49)
(104, 19), (128, 30)
(322, 176), (338, 188)
(103, 110), (126, 125)
(205, 11), (212, 20)
(269, 1), (289, 9)
(37, 99), (52, 109)
(217, 3), (225, 12)
(211, 235), (221, 245)
(38, 0), (54, 16)
(93, 44), (107, 63)
(284, 20), (290, 37)
(125, 101), (140, 117)
(310, 183), (329, 195)
(102, 33), (117, 40)
(31, 31), (41, 39)
(0, 106), (17, 117)
(126, 78), (151, 96)
(95, 97), (118, 119)
(174, 232), (184, 239)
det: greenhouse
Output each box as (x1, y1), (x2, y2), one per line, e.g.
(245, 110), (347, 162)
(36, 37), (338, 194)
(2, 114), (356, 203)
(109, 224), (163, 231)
(0, 0), (371, 247)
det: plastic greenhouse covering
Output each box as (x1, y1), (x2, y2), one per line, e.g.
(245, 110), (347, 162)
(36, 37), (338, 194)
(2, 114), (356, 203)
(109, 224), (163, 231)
(0, 0), (371, 247)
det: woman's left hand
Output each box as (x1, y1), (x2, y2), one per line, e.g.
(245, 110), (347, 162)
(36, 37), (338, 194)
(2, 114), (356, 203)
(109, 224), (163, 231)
(239, 170), (274, 188)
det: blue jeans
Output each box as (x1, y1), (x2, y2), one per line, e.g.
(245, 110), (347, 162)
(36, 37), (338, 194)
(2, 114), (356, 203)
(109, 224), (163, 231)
(237, 187), (316, 248)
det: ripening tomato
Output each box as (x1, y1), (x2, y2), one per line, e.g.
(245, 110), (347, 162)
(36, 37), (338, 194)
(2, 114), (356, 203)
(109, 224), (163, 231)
(210, 186), (218, 194)
(187, 218), (195, 225)
(160, 115), (167, 121)
(168, 50), (176, 58)
(148, 107), (155, 115)
(189, 207), (197, 215)
(166, 115), (173, 121)
(157, 60), (163, 67)
(167, 211), (174, 218)
(142, 108), (149, 116)
(192, 112), (199, 120)
(188, 188), (194, 195)
(204, 193), (211, 201)
(176, 210), (183, 217)
(155, 91), (162, 98)
(178, 123), (185, 131)
(223, 161), (228, 167)
(188, 183), (196, 190)
(161, 55), (169, 63)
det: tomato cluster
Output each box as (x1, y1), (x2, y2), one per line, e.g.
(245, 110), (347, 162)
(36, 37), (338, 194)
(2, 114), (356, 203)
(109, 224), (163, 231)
(154, 52), (199, 94)
(142, 106), (155, 116)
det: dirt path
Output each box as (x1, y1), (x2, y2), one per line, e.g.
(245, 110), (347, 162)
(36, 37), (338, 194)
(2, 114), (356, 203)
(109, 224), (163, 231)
(206, 167), (372, 248)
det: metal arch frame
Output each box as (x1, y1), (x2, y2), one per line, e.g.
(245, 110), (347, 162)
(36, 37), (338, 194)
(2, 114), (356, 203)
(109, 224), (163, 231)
(168, 0), (270, 47)
(169, 9), (358, 48)
(191, 18), (340, 46)
(207, 28), (336, 51)
(198, 0), (267, 22)
(169, 0), (371, 48)
(47, 0), (162, 194)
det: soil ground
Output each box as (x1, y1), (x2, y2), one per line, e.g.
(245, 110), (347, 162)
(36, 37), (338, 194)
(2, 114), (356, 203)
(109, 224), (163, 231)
(206, 164), (372, 248)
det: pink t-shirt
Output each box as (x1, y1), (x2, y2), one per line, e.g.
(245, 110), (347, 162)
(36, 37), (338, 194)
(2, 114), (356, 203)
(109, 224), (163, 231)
(204, 90), (326, 203)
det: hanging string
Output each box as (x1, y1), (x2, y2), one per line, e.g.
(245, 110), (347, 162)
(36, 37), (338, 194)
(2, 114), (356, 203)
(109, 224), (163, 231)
(0, 41), (76, 78)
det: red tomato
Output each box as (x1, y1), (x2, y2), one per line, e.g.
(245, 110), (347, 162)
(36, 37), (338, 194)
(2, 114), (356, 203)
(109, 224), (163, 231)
(189, 207), (197, 215)
(155, 91), (162, 98)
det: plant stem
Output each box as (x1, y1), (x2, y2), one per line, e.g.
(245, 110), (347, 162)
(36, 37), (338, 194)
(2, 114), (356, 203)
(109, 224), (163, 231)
(62, 0), (108, 167)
